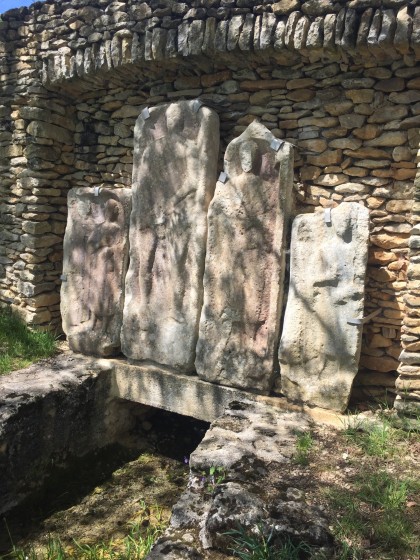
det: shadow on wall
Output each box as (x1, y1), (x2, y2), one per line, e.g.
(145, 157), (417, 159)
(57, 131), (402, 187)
(0, 33), (15, 300)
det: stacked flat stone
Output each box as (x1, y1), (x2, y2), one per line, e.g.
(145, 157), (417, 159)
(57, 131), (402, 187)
(397, 146), (420, 414)
(0, 0), (420, 409)
(22, 1), (419, 87)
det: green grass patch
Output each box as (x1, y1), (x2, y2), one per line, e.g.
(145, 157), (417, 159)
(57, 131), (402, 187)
(342, 413), (418, 459)
(0, 307), (57, 375)
(226, 525), (318, 560)
(326, 413), (420, 558)
(327, 469), (419, 557)
(2, 503), (166, 560)
(294, 431), (314, 466)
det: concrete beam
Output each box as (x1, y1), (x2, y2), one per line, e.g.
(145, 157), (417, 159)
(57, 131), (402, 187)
(108, 360), (259, 423)
(103, 358), (348, 426)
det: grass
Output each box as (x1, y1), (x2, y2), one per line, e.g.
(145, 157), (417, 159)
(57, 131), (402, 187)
(1, 503), (166, 560)
(226, 410), (419, 559)
(294, 431), (314, 466)
(0, 307), (57, 375)
(227, 525), (317, 560)
(325, 411), (420, 559)
(0, 314), (418, 560)
(328, 471), (418, 557)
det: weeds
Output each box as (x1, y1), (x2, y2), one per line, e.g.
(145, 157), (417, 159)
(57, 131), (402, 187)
(0, 308), (57, 375)
(1, 504), (166, 560)
(341, 412), (418, 459)
(340, 413), (366, 438)
(226, 525), (316, 560)
(199, 465), (228, 494)
(294, 431), (314, 466)
(327, 468), (418, 557)
(361, 472), (410, 510)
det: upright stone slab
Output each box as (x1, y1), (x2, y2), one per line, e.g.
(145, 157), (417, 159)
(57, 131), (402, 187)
(195, 122), (294, 393)
(121, 101), (219, 371)
(61, 188), (131, 356)
(278, 203), (370, 412)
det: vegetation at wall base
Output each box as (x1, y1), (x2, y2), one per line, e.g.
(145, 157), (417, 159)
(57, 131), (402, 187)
(325, 409), (419, 560)
(0, 307), (57, 375)
(293, 431), (315, 466)
(227, 525), (319, 560)
(226, 409), (418, 560)
(2, 502), (166, 560)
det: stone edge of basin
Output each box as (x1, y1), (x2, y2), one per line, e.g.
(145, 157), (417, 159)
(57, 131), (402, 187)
(100, 355), (357, 429)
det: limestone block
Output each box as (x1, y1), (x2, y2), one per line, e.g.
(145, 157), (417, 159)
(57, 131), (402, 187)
(61, 187), (131, 357)
(196, 121), (294, 393)
(278, 203), (370, 412)
(394, 7), (411, 54)
(121, 101), (219, 371)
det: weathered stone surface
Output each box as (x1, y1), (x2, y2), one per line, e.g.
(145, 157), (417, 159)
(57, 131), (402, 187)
(61, 188), (131, 357)
(2, 0), (420, 406)
(196, 122), (293, 393)
(0, 354), (126, 515)
(302, 0), (336, 16)
(147, 401), (332, 559)
(121, 101), (219, 371)
(278, 203), (370, 412)
(27, 121), (73, 145)
(360, 354), (399, 372)
(272, 0), (301, 16)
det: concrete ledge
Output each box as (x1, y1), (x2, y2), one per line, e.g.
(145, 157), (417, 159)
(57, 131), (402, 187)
(106, 358), (348, 427)
(109, 360), (261, 423)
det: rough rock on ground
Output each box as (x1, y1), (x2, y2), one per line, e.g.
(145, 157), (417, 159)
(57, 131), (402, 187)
(147, 400), (334, 559)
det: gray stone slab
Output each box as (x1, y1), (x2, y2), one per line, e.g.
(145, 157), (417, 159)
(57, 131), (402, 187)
(112, 361), (260, 423)
(195, 122), (294, 393)
(278, 203), (370, 412)
(61, 188), (131, 356)
(121, 101), (219, 371)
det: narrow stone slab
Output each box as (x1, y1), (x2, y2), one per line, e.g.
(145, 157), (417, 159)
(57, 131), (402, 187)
(121, 101), (219, 371)
(278, 203), (370, 412)
(61, 188), (131, 356)
(195, 122), (294, 393)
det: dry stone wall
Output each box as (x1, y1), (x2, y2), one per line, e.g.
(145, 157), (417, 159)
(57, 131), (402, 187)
(1, 0), (420, 411)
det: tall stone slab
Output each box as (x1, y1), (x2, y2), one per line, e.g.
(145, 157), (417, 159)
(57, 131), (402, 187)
(61, 188), (131, 356)
(195, 122), (294, 393)
(278, 203), (370, 412)
(121, 101), (219, 371)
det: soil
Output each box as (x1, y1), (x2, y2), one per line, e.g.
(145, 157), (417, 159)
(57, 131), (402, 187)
(275, 419), (420, 560)
(0, 410), (209, 556)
